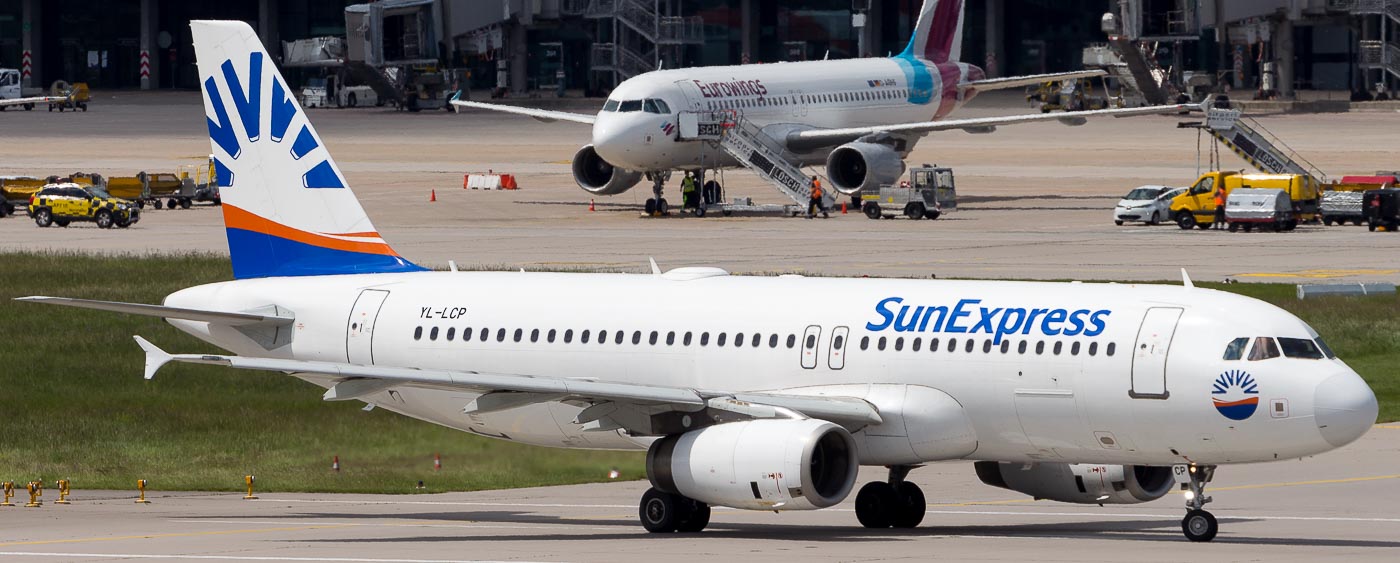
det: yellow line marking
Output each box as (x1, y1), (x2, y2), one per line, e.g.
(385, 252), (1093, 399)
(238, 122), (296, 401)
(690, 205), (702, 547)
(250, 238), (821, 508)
(1377, 425), (1400, 429)
(1236, 269), (1400, 279)
(0, 525), (354, 548)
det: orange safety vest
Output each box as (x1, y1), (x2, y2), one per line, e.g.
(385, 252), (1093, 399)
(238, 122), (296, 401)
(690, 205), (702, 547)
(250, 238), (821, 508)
(1214, 191), (1225, 206)
(811, 181), (823, 199)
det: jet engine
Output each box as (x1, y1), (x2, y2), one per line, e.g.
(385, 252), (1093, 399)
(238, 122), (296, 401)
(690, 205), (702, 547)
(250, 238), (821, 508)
(571, 144), (642, 195)
(646, 419), (858, 511)
(825, 142), (906, 196)
(974, 461), (1175, 504)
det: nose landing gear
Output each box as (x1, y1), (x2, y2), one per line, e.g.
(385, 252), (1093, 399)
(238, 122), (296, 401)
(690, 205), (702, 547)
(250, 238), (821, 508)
(643, 171), (670, 217)
(1181, 464), (1218, 542)
(854, 465), (926, 529)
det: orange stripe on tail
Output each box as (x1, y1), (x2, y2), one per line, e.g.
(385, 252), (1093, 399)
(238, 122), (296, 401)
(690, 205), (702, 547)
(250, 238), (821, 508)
(222, 205), (399, 257)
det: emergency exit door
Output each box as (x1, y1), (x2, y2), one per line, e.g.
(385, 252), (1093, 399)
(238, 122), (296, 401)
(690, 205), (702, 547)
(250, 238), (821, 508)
(346, 289), (390, 365)
(800, 325), (822, 369)
(1130, 307), (1183, 398)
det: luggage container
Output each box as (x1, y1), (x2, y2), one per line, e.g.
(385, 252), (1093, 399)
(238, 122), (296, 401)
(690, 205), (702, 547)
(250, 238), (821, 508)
(1321, 191), (1365, 226)
(1363, 188), (1400, 232)
(1225, 188), (1296, 232)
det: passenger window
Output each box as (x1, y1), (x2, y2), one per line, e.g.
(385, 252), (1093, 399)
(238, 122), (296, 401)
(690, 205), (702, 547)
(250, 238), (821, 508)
(1000, 340), (1010, 353)
(666, 331), (675, 345)
(860, 336), (870, 350)
(947, 338), (956, 352)
(548, 329), (557, 343)
(1222, 337), (1249, 360)
(631, 331), (641, 344)
(446, 328), (455, 341)
(530, 328), (540, 342)
(480, 327), (490, 342)
(735, 332), (745, 348)
(1071, 342), (1081, 355)
(1248, 337), (1280, 361)
(834, 335), (845, 350)
(564, 329), (573, 343)
(496, 328), (506, 342)
(894, 337), (904, 351)
(598, 329), (607, 343)
(752, 334), (761, 347)
(429, 327), (438, 341)
(877, 336), (887, 351)
(982, 340), (992, 353)
(582, 330), (591, 344)
(965, 339), (974, 353)
(684, 332), (693, 346)
(618, 100), (642, 112)
(603, 100), (620, 112)
(616, 330), (625, 344)
(1035, 341), (1045, 355)
(929, 337), (939, 351)
(414, 326), (422, 340)
(1278, 337), (1324, 359)
(649, 331), (658, 345)
(1106, 342), (1116, 356)
(717, 333), (727, 346)
(912, 338), (921, 352)
(1017, 340), (1028, 354)
(806, 334), (817, 349)
(701, 332), (710, 346)
(513, 329), (522, 342)
(1053, 341), (1063, 355)
(768, 334), (778, 348)
(1315, 337), (1337, 359)
(787, 334), (796, 348)
(1088, 342), (1097, 356)
(463, 327), (473, 341)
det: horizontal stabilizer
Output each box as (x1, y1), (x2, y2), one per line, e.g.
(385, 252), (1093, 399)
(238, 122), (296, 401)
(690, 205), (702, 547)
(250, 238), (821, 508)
(15, 296), (294, 326)
(133, 336), (173, 380)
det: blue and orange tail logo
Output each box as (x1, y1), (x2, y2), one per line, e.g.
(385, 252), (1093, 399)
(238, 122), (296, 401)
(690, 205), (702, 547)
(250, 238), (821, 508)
(1212, 369), (1259, 420)
(194, 20), (424, 279)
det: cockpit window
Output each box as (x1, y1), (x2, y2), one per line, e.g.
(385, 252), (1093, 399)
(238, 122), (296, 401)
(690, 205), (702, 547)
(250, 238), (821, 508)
(1315, 337), (1337, 359)
(602, 99), (620, 112)
(1222, 337), (1249, 361)
(643, 99), (662, 114)
(653, 99), (670, 113)
(1278, 337), (1325, 359)
(1247, 337), (1280, 361)
(618, 100), (643, 112)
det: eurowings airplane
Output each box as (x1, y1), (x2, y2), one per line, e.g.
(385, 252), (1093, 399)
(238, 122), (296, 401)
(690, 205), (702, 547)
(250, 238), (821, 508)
(19, 20), (1377, 543)
(452, 0), (1198, 205)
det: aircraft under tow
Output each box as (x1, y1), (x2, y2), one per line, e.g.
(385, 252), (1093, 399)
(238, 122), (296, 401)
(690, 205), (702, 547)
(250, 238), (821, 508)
(18, 18), (1377, 543)
(452, 0), (1202, 214)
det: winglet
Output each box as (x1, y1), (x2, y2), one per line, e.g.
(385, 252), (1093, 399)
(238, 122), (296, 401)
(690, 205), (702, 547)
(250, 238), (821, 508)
(1181, 268), (1195, 289)
(133, 335), (173, 380)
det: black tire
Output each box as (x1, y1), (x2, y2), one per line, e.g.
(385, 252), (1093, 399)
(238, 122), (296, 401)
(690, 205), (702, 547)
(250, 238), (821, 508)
(639, 488), (680, 533)
(24, 103), (34, 110)
(167, 198), (178, 209)
(34, 208), (53, 227)
(180, 198), (192, 210)
(925, 210), (941, 220)
(153, 199), (163, 210)
(890, 482), (926, 529)
(1354, 218), (1364, 226)
(904, 202), (925, 220)
(1182, 509), (1218, 542)
(136, 200), (145, 209)
(54, 218), (70, 227)
(117, 219), (131, 228)
(644, 198), (657, 215)
(694, 205), (706, 218)
(1175, 212), (1196, 230)
(0, 204), (8, 218)
(1284, 220), (1297, 231)
(80, 102), (87, 111)
(657, 198), (669, 215)
(1243, 223), (1254, 232)
(346, 92), (358, 108)
(94, 209), (114, 229)
(1149, 211), (1160, 225)
(1227, 222), (1238, 232)
(854, 481), (896, 529)
(862, 202), (882, 220)
(721, 209), (732, 217)
(1114, 220), (1124, 226)
(675, 498), (710, 533)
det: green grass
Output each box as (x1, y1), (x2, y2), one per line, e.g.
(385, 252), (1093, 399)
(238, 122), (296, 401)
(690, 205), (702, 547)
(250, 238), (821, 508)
(0, 252), (1395, 493)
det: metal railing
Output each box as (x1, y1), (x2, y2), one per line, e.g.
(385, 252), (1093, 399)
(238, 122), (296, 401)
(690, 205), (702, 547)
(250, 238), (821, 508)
(658, 16), (705, 44)
(1330, 0), (1400, 21)
(560, 0), (590, 16)
(1359, 40), (1400, 77)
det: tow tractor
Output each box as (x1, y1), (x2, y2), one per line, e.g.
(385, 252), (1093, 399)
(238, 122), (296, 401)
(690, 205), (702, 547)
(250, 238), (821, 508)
(859, 165), (957, 220)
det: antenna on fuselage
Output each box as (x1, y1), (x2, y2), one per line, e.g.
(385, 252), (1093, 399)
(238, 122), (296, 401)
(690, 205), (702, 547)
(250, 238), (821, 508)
(1181, 268), (1195, 289)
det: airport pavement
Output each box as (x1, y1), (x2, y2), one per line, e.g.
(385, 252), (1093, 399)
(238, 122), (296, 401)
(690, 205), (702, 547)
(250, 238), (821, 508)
(2, 91), (1399, 282)
(2, 425), (1398, 561)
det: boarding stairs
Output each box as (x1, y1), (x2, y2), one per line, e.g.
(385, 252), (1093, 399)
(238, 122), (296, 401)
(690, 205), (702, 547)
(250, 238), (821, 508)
(1331, 0), (1400, 80)
(1103, 38), (1173, 105)
(680, 111), (835, 212)
(1194, 107), (1328, 183)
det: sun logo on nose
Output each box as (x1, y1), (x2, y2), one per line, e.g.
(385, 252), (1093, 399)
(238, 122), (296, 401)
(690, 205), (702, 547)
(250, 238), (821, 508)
(1212, 369), (1259, 421)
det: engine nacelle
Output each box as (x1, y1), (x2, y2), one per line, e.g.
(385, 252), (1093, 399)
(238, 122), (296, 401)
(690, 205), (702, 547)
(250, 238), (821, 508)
(975, 461), (1175, 505)
(647, 419), (858, 511)
(825, 142), (906, 196)
(571, 144), (642, 195)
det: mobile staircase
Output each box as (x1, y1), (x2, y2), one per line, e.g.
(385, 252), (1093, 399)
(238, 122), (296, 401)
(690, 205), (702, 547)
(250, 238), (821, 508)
(678, 110), (836, 216)
(1184, 107), (1328, 183)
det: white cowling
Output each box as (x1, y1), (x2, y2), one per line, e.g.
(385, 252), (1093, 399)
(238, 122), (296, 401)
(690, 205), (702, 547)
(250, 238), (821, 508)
(571, 144), (642, 195)
(975, 461), (1176, 504)
(646, 419), (858, 511)
(825, 142), (906, 196)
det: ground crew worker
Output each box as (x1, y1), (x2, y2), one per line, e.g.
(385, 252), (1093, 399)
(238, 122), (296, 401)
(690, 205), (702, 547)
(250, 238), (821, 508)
(680, 172), (698, 209)
(808, 176), (828, 219)
(1213, 187), (1227, 229)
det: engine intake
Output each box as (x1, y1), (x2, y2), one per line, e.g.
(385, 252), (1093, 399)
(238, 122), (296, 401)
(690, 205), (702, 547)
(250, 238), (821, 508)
(825, 142), (906, 196)
(572, 144), (642, 195)
(975, 461), (1175, 504)
(647, 419), (858, 511)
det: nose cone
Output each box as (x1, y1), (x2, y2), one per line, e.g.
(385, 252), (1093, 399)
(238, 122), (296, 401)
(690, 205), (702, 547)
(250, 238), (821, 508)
(1314, 372), (1379, 448)
(591, 115), (630, 166)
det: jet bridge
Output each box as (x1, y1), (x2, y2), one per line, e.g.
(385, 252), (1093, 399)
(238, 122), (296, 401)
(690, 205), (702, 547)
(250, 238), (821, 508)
(678, 110), (836, 216)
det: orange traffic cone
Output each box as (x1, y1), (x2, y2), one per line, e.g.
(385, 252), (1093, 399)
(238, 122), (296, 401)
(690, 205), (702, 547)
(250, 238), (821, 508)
(589, 199), (596, 212)
(841, 201), (848, 214)
(332, 455), (340, 472)
(462, 174), (469, 189)
(434, 453), (442, 472)
(429, 189), (437, 202)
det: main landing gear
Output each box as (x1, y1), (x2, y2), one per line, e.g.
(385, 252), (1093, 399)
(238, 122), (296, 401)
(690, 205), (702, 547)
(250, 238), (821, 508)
(1181, 464), (1219, 542)
(854, 465), (926, 529)
(639, 487), (711, 533)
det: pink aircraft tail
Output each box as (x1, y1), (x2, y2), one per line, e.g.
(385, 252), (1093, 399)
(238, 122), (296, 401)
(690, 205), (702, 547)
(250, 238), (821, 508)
(903, 0), (965, 63)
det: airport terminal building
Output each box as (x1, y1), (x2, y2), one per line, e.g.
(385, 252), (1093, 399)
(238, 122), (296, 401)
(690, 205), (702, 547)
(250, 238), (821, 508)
(1, 0), (1394, 97)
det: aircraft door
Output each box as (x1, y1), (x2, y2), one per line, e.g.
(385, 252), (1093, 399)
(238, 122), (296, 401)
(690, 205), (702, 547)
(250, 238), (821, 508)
(827, 326), (849, 370)
(1130, 307), (1183, 398)
(673, 79), (704, 111)
(346, 289), (390, 365)
(800, 325), (822, 369)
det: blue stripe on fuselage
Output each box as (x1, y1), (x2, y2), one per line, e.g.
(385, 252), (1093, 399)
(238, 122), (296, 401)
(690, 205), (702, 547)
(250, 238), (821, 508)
(892, 52), (935, 105)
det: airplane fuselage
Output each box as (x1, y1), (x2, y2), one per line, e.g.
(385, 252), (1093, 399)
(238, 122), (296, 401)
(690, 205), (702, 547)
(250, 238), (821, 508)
(163, 271), (1374, 469)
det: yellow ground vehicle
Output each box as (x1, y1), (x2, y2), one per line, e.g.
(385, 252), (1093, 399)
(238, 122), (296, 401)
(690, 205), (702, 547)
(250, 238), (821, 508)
(47, 81), (89, 112)
(1170, 171), (1321, 230)
(27, 183), (140, 228)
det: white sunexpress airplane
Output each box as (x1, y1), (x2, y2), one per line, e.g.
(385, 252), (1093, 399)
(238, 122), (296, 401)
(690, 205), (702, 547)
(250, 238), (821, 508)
(452, 0), (1198, 206)
(19, 20), (1378, 543)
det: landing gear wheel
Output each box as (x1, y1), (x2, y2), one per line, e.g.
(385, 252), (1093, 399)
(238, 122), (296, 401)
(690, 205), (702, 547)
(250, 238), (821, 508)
(644, 198), (657, 216)
(94, 209), (113, 229)
(657, 198), (669, 215)
(862, 202), (882, 220)
(1182, 509), (1218, 542)
(1175, 212), (1196, 230)
(890, 482), (926, 529)
(639, 488), (680, 533)
(675, 498), (711, 533)
(904, 202), (925, 220)
(854, 481), (896, 529)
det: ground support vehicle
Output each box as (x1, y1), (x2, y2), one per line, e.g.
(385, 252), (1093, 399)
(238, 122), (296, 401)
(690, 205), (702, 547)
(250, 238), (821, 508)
(1225, 188), (1295, 232)
(27, 183), (140, 228)
(46, 81), (89, 112)
(860, 165), (957, 220)
(1171, 171), (1321, 230)
(1321, 191), (1365, 226)
(1364, 189), (1400, 232)
(1, 176), (47, 216)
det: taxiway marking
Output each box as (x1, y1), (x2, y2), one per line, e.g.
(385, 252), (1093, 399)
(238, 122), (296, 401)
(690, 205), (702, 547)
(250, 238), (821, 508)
(0, 553), (549, 563)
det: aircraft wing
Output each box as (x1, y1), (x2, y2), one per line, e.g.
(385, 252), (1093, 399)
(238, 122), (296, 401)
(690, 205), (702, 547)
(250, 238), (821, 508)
(0, 95), (66, 107)
(788, 99), (1202, 148)
(134, 336), (883, 433)
(961, 69), (1108, 92)
(450, 99), (596, 125)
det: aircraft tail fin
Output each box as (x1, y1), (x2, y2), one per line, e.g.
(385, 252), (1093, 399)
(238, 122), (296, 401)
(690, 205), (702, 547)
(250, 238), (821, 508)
(191, 20), (423, 279)
(902, 0), (965, 63)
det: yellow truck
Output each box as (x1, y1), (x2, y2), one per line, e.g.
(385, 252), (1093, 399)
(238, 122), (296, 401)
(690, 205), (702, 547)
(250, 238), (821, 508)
(1170, 171), (1322, 230)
